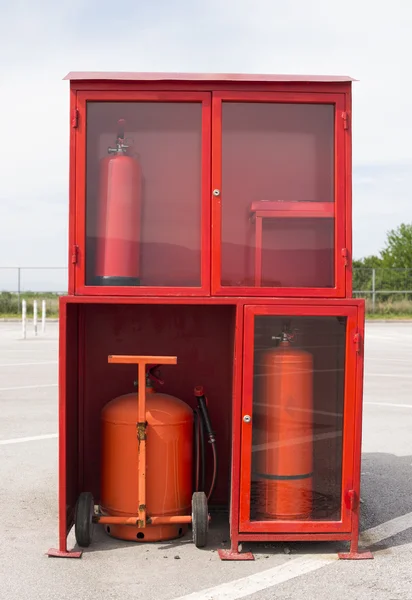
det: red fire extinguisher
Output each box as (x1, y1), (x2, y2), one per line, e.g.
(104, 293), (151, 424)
(95, 119), (142, 286)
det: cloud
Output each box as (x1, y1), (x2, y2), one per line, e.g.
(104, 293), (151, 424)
(353, 163), (412, 259)
(0, 0), (411, 291)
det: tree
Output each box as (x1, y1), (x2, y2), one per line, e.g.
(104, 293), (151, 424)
(352, 223), (412, 298)
(352, 256), (382, 293)
(380, 223), (412, 269)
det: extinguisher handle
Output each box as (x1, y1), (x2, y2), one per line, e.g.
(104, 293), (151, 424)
(117, 119), (126, 140)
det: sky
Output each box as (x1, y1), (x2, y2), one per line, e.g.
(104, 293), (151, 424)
(0, 0), (411, 291)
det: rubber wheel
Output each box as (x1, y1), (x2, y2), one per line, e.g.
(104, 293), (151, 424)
(192, 491), (208, 548)
(74, 492), (94, 548)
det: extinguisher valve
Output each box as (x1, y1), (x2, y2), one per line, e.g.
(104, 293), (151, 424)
(133, 365), (164, 389)
(146, 365), (164, 386)
(107, 119), (130, 154)
(272, 328), (299, 344)
(107, 141), (129, 155)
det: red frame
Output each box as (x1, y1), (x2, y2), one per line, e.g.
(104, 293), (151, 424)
(68, 81), (352, 299)
(250, 202), (335, 287)
(73, 90), (212, 297)
(239, 303), (359, 534)
(211, 91), (349, 297)
(53, 295), (365, 555)
(55, 295), (243, 553)
(51, 73), (367, 560)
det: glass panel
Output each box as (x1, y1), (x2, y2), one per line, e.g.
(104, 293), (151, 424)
(221, 102), (335, 288)
(85, 102), (203, 287)
(250, 316), (346, 522)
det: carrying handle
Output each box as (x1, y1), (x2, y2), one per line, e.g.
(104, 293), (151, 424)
(108, 355), (177, 419)
(107, 354), (177, 531)
(108, 355), (177, 366)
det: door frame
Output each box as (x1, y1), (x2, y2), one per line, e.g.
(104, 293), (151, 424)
(72, 90), (212, 297)
(210, 91), (348, 298)
(238, 302), (360, 534)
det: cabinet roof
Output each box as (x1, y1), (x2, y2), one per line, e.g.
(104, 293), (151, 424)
(64, 72), (355, 83)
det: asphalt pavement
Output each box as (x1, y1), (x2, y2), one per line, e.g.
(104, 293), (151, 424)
(0, 321), (411, 600)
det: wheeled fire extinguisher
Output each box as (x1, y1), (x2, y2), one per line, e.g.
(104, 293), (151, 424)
(253, 325), (314, 521)
(73, 356), (218, 550)
(95, 119), (142, 286)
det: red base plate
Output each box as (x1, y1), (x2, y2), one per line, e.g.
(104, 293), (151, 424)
(47, 548), (83, 558)
(218, 549), (255, 561)
(338, 551), (374, 560)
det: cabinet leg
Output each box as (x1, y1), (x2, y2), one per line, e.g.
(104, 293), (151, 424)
(47, 533), (82, 559)
(47, 548), (83, 558)
(338, 492), (373, 560)
(218, 538), (254, 561)
(338, 542), (373, 561)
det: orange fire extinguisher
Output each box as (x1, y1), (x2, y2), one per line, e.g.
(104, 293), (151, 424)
(95, 119), (142, 286)
(254, 326), (314, 521)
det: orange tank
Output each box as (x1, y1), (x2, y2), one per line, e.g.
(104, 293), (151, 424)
(254, 334), (313, 521)
(100, 383), (194, 542)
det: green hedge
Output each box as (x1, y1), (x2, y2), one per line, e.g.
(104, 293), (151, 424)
(0, 292), (60, 317)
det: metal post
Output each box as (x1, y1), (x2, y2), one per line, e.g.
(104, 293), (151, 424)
(33, 300), (38, 337)
(41, 300), (46, 334)
(22, 300), (26, 339)
(372, 268), (376, 313)
(17, 267), (21, 313)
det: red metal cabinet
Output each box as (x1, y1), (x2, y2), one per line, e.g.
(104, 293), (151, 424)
(231, 301), (364, 548)
(67, 74), (353, 298)
(50, 73), (367, 562)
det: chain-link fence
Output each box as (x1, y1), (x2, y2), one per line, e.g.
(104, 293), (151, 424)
(0, 267), (68, 315)
(2, 266), (412, 315)
(353, 268), (412, 313)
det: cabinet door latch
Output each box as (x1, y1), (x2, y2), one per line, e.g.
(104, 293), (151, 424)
(341, 248), (349, 267)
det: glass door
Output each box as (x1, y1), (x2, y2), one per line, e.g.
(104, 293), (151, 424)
(211, 92), (347, 297)
(74, 91), (211, 296)
(239, 303), (360, 533)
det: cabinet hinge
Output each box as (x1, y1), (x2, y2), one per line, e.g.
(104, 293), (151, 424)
(353, 331), (361, 354)
(342, 111), (349, 130)
(72, 109), (79, 128)
(341, 247), (349, 266)
(71, 244), (79, 265)
(344, 489), (359, 510)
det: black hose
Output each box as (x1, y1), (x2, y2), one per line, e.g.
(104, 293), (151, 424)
(208, 440), (218, 501)
(198, 396), (215, 443)
(193, 409), (199, 491)
(194, 386), (218, 501)
(193, 409), (206, 493)
(199, 410), (205, 492)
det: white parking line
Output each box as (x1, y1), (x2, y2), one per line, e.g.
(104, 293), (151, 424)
(365, 372), (412, 379)
(174, 556), (336, 600)
(367, 358), (412, 363)
(359, 511), (412, 547)
(173, 512), (412, 600)
(0, 433), (58, 445)
(0, 361), (58, 367)
(0, 383), (57, 391)
(365, 401), (412, 409)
